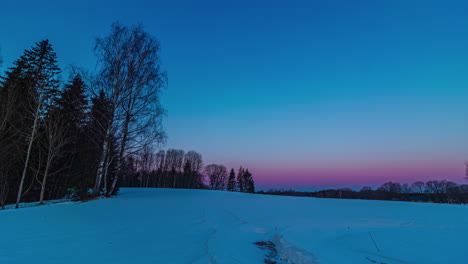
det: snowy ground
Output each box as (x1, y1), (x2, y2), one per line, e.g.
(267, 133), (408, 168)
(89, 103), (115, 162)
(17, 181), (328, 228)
(1, 188), (467, 264)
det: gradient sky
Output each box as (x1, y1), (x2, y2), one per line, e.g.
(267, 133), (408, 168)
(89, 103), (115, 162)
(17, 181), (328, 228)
(2, 0), (468, 189)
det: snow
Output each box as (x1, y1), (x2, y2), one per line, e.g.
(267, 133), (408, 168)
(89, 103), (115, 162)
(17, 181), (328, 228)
(1, 188), (467, 264)
(2, 198), (74, 210)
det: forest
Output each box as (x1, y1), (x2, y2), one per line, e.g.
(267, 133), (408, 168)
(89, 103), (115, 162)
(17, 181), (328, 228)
(0, 22), (255, 209)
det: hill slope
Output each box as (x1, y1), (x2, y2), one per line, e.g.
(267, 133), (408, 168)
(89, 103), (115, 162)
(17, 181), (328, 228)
(1, 188), (467, 264)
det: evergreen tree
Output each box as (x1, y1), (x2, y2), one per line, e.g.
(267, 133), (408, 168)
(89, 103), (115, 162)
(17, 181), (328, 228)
(58, 75), (88, 130)
(227, 168), (236, 191)
(237, 167), (245, 192)
(65, 90), (112, 199)
(11, 40), (61, 208)
(244, 169), (255, 193)
(57, 75), (89, 199)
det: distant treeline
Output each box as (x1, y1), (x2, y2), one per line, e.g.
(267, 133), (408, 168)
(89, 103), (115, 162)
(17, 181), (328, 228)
(258, 180), (468, 204)
(119, 148), (255, 193)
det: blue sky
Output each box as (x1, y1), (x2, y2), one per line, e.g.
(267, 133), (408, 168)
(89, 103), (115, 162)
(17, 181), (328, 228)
(2, 0), (468, 187)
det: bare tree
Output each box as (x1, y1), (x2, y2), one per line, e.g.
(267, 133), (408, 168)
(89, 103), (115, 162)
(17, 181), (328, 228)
(425, 180), (443, 194)
(184, 151), (203, 188)
(164, 149), (184, 188)
(38, 108), (70, 204)
(137, 145), (155, 187)
(411, 181), (425, 194)
(92, 22), (166, 196)
(377, 181), (402, 193)
(425, 180), (457, 202)
(400, 183), (412, 194)
(465, 161), (468, 180)
(155, 150), (165, 187)
(205, 164), (228, 190)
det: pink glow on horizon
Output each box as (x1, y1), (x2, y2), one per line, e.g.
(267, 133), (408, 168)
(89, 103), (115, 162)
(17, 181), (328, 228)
(249, 160), (466, 187)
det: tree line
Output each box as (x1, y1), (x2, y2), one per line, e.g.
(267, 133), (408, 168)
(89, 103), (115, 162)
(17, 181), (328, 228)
(119, 147), (256, 193)
(0, 22), (167, 209)
(0, 22), (256, 209)
(258, 180), (468, 204)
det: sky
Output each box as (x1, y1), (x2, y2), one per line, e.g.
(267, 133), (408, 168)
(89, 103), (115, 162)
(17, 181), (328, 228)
(2, 0), (468, 189)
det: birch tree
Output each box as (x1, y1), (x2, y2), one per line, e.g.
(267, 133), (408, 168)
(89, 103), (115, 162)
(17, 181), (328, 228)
(92, 22), (166, 196)
(38, 106), (69, 204)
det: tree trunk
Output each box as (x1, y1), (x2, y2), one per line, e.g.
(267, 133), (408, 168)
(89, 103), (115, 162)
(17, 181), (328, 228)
(107, 113), (130, 196)
(92, 127), (110, 196)
(39, 157), (52, 205)
(15, 97), (42, 208)
(103, 146), (112, 194)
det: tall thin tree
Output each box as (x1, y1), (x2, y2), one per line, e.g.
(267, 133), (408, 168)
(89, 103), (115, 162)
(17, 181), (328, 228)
(14, 40), (61, 208)
(227, 168), (236, 191)
(92, 22), (166, 196)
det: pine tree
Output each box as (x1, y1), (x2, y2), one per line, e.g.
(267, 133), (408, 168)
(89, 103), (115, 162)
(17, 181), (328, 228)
(244, 169), (255, 193)
(58, 75), (88, 130)
(227, 168), (236, 191)
(237, 166), (245, 192)
(13, 40), (61, 208)
(65, 90), (112, 199)
(57, 75), (89, 199)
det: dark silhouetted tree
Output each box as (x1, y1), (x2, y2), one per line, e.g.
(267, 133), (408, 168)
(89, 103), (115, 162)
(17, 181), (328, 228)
(411, 181), (426, 194)
(227, 168), (236, 191)
(237, 167), (245, 192)
(92, 22), (166, 197)
(378, 181), (402, 194)
(184, 151), (203, 188)
(13, 40), (61, 208)
(244, 169), (255, 193)
(206, 164), (227, 190)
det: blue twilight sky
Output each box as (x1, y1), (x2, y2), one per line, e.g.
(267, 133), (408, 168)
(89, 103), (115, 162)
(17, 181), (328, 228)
(2, 0), (468, 187)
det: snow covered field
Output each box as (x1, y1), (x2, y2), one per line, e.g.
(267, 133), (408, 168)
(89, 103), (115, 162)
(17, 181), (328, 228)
(1, 188), (467, 264)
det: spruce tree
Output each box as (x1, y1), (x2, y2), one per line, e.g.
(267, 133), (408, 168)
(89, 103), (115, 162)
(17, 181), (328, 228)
(14, 40), (61, 208)
(57, 75), (89, 199)
(244, 169), (255, 193)
(58, 75), (88, 130)
(65, 90), (112, 198)
(237, 166), (245, 192)
(227, 168), (236, 191)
